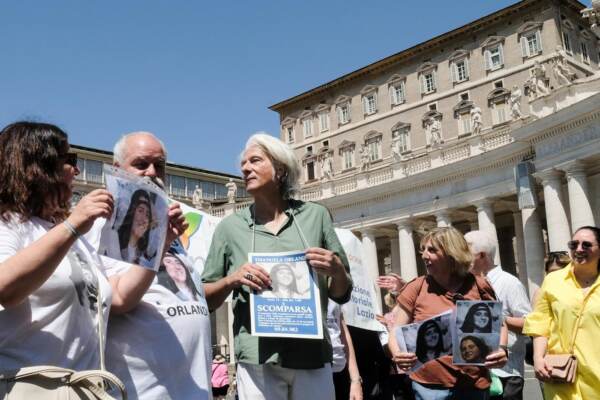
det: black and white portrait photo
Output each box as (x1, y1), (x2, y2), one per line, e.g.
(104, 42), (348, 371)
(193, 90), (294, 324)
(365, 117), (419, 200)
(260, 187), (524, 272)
(453, 300), (502, 365)
(259, 262), (311, 300)
(456, 301), (502, 334)
(400, 311), (452, 370)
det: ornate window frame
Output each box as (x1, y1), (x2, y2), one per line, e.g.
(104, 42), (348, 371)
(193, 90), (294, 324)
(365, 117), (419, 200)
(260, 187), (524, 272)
(391, 122), (411, 154)
(363, 130), (383, 162)
(281, 116), (297, 144)
(482, 36), (505, 72)
(335, 95), (352, 125)
(487, 88), (510, 126)
(360, 85), (378, 116)
(417, 62), (438, 95)
(387, 74), (406, 106)
(315, 103), (330, 133)
(453, 100), (474, 136)
(518, 21), (543, 59)
(338, 140), (356, 171)
(449, 49), (470, 84)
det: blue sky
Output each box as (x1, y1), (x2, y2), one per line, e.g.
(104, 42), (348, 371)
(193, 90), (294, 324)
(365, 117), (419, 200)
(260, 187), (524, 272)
(0, 0), (524, 175)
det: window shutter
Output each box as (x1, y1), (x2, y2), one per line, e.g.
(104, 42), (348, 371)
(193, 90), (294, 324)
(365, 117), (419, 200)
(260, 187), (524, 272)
(451, 62), (457, 83)
(420, 74), (426, 93)
(535, 30), (542, 54)
(492, 106), (499, 125)
(520, 36), (528, 57)
(464, 57), (470, 79)
(498, 45), (504, 66)
(484, 50), (492, 70)
(362, 97), (368, 114)
(432, 70), (437, 90)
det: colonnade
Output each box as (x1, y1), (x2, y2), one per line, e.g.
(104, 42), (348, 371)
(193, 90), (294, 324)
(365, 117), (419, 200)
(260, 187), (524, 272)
(355, 160), (596, 298)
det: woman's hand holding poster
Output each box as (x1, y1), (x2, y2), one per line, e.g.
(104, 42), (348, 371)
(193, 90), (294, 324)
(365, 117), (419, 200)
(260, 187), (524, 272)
(249, 251), (323, 339)
(98, 165), (169, 271)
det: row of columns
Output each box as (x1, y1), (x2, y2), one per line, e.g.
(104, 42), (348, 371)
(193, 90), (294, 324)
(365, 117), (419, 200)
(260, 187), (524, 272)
(356, 160), (596, 300)
(537, 161), (596, 252)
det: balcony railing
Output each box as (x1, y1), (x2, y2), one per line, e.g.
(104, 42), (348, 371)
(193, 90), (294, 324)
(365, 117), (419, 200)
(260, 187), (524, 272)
(297, 122), (518, 202)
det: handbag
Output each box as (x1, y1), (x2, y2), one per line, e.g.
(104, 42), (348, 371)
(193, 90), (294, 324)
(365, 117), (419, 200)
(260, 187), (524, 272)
(0, 245), (127, 399)
(544, 354), (578, 383)
(542, 284), (592, 384)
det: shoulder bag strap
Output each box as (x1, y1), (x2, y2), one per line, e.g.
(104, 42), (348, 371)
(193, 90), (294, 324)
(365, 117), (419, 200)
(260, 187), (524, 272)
(567, 285), (599, 354)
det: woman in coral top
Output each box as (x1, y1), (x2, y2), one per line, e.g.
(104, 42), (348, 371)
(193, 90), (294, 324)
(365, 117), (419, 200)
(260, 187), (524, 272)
(389, 227), (508, 400)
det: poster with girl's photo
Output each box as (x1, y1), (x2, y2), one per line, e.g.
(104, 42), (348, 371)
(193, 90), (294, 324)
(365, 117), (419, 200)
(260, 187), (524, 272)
(249, 251), (323, 339)
(98, 165), (168, 271)
(452, 300), (502, 365)
(395, 310), (453, 371)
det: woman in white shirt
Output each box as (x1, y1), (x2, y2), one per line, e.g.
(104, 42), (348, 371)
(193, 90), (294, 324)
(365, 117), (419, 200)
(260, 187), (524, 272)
(0, 121), (184, 371)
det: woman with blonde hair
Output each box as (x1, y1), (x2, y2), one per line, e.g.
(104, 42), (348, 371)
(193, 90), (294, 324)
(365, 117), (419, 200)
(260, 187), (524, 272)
(389, 227), (508, 400)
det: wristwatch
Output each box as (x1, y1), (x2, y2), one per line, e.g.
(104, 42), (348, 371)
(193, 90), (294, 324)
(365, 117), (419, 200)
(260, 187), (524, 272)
(499, 345), (509, 358)
(350, 376), (363, 385)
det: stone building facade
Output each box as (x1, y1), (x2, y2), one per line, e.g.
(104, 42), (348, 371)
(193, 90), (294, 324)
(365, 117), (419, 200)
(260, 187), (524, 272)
(71, 144), (246, 209)
(269, 0), (600, 297)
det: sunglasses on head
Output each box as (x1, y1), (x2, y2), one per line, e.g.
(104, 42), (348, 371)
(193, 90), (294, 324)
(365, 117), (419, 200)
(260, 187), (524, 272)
(62, 152), (78, 168)
(567, 240), (594, 251)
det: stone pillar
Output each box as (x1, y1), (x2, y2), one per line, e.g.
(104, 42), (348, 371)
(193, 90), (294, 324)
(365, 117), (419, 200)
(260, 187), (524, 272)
(389, 235), (401, 275)
(512, 211), (529, 294)
(561, 161), (596, 232)
(475, 200), (501, 265)
(361, 229), (382, 306)
(396, 220), (418, 281)
(436, 211), (452, 227)
(521, 208), (546, 298)
(537, 169), (571, 252)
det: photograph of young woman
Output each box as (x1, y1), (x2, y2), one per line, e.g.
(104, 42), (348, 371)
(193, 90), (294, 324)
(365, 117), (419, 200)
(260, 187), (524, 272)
(460, 302), (493, 333)
(158, 252), (200, 301)
(117, 189), (157, 265)
(415, 319), (447, 364)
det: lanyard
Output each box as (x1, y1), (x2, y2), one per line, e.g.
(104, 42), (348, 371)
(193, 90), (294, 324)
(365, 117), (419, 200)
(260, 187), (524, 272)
(250, 203), (310, 253)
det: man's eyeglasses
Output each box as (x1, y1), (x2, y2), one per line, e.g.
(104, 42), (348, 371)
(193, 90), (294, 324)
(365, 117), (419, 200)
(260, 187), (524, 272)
(61, 152), (78, 168)
(567, 240), (595, 251)
(547, 251), (568, 261)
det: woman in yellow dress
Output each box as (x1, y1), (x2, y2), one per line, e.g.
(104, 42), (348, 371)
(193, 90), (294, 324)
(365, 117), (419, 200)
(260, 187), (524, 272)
(524, 226), (600, 399)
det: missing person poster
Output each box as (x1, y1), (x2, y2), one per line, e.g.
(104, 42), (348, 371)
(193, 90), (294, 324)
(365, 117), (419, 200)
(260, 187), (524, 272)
(395, 310), (453, 371)
(98, 165), (169, 271)
(249, 251), (323, 339)
(452, 300), (502, 365)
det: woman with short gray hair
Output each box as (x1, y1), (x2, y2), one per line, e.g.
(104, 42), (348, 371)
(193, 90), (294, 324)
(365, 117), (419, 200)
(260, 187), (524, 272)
(203, 132), (353, 400)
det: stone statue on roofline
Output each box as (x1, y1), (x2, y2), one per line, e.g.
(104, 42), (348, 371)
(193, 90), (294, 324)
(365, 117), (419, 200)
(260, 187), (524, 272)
(192, 184), (203, 208)
(226, 178), (237, 204)
(582, 0), (600, 36)
(552, 46), (576, 87)
(320, 152), (333, 180)
(359, 144), (370, 171)
(509, 85), (523, 121)
(526, 61), (550, 100)
(470, 106), (483, 135)
(391, 131), (403, 161)
(425, 117), (442, 147)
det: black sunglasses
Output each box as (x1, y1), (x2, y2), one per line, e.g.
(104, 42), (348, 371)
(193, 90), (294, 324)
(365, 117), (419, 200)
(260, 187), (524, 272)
(567, 240), (594, 251)
(62, 152), (78, 168)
